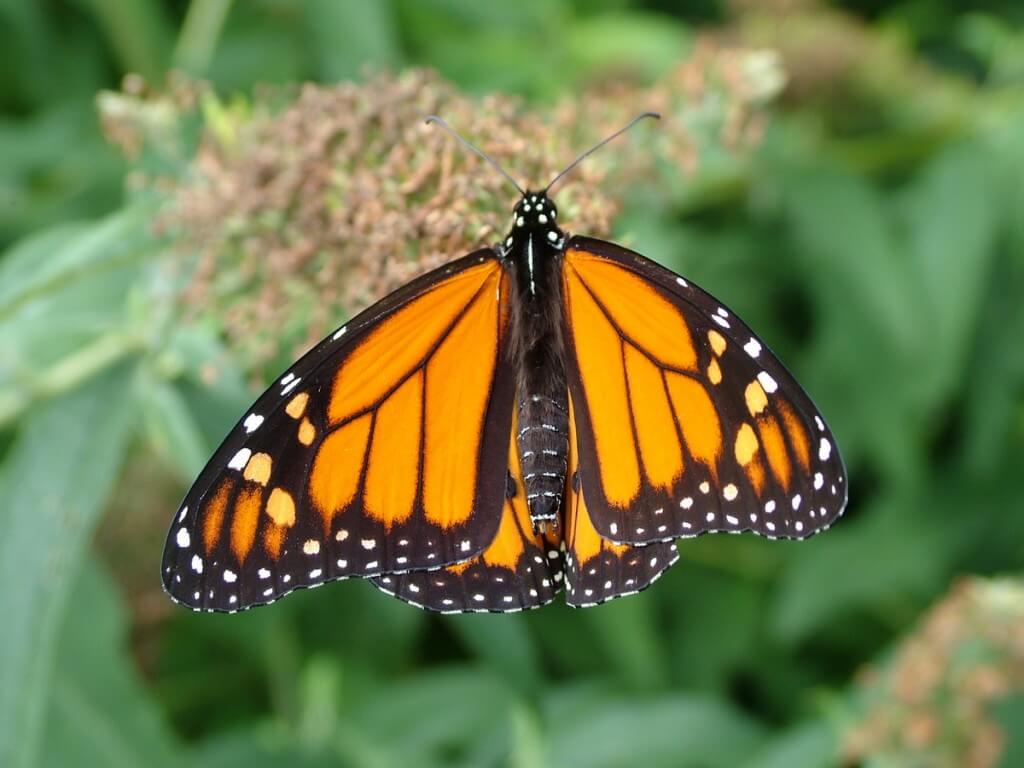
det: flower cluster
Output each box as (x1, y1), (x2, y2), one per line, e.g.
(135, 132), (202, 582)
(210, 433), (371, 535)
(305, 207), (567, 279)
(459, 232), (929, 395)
(102, 47), (783, 370)
(845, 578), (1024, 768)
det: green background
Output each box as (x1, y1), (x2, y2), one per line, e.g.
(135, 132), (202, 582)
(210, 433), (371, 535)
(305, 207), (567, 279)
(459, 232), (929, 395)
(2, 1), (1024, 766)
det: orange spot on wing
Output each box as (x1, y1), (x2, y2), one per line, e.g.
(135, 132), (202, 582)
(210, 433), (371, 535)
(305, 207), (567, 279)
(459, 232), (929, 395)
(243, 452), (272, 486)
(285, 392), (309, 419)
(422, 273), (500, 528)
(734, 423), (759, 466)
(309, 413), (372, 532)
(665, 373), (722, 474)
(266, 487), (296, 527)
(564, 263), (640, 507)
(778, 400), (811, 471)
(328, 261), (499, 426)
(298, 418), (316, 445)
(758, 414), (791, 491)
(707, 358), (722, 385)
(745, 380), (768, 416)
(623, 343), (683, 490)
(364, 370), (422, 527)
(735, 423), (766, 496)
(230, 485), (263, 563)
(565, 251), (697, 371)
(202, 478), (233, 555)
(708, 330), (727, 356)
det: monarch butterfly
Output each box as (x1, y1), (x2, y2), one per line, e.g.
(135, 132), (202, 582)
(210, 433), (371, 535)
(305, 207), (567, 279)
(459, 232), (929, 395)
(162, 112), (846, 613)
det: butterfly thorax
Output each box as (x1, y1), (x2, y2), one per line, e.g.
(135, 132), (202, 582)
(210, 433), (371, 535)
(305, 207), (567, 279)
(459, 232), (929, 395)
(503, 191), (569, 532)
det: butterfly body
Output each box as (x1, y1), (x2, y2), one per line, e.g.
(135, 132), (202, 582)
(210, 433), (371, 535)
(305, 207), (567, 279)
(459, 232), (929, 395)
(503, 191), (570, 530)
(163, 162), (847, 614)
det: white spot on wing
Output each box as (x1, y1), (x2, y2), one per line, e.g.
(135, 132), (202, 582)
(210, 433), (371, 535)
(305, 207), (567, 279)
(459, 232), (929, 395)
(243, 413), (264, 433)
(177, 506), (188, 523)
(223, 569), (237, 583)
(303, 539), (320, 555)
(332, 326), (347, 341)
(676, 276), (688, 288)
(228, 448), (251, 471)
(757, 372), (778, 393)
(819, 438), (832, 460)
(258, 568), (270, 580)
(281, 376), (301, 395)
(191, 554), (203, 573)
(744, 338), (762, 358)
(723, 484), (738, 501)
(176, 528), (190, 548)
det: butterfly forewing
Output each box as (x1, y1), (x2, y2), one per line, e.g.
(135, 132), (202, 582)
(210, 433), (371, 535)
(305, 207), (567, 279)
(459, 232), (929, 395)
(370, 409), (564, 613)
(560, 236), (847, 547)
(162, 251), (516, 612)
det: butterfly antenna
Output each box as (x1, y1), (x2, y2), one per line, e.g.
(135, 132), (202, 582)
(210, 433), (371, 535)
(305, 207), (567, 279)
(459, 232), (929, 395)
(544, 111), (660, 194)
(425, 116), (526, 197)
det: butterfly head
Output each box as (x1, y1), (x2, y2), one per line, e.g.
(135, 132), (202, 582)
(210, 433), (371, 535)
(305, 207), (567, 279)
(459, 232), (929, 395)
(504, 191), (565, 256)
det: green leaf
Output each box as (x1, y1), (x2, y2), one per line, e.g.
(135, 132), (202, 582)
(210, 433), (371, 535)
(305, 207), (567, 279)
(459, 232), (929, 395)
(546, 693), (765, 768)
(347, 666), (517, 765)
(0, 364), (135, 768)
(0, 206), (152, 319)
(740, 721), (837, 768)
(137, 371), (210, 481)
(582, 590), (668, 691)
(771, 497), (953, 644)
(301, 0), (400, 81)
(69, 0), (173, 81)
(561, 11), (690, 83)
(0, 208), (153, 424)
(39, 557), (182, 768)
(900, 139), (1000, 408)
(446, 612), (541, 692)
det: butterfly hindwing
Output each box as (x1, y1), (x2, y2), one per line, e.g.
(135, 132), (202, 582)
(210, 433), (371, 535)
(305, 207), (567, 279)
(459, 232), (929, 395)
(371, 409), (563, 613)
(560, 236), (847, 547)
(162, 251), (516, 612)
(564, 391), (678, 607)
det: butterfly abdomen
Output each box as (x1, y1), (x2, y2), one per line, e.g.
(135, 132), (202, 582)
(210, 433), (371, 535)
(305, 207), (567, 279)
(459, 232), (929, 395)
(503, 199), (571, 533)
(516, 392), (568, 529)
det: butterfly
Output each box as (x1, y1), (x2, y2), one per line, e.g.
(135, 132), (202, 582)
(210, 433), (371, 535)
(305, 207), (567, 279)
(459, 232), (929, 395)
(162, 112), (847, 614)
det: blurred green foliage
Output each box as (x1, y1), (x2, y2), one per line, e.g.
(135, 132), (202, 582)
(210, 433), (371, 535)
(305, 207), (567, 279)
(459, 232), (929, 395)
(2, 1), (1024, 767)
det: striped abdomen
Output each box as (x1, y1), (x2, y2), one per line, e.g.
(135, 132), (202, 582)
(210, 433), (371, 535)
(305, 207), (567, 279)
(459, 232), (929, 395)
(516, 392), (568, 530)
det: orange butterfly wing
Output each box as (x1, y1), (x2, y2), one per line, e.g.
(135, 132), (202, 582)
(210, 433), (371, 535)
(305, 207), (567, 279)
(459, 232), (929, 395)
(561, 237), (847, 546)
(564, 391), (679, 607)
(371, 408), (563, 612)
(162, 252), (517, 612)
